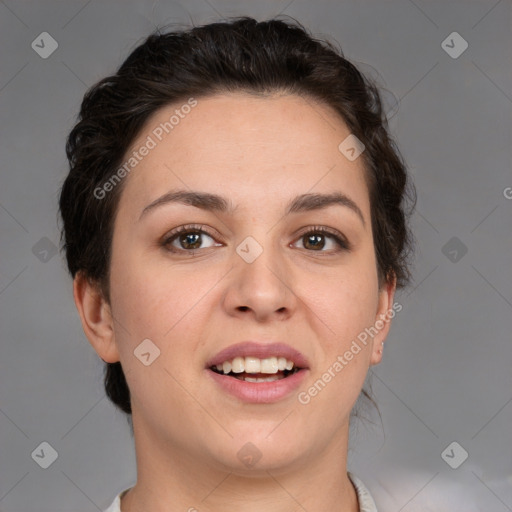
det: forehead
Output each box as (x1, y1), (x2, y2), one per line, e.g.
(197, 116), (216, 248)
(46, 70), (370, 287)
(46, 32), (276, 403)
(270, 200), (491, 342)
(118, 92), (370, 219)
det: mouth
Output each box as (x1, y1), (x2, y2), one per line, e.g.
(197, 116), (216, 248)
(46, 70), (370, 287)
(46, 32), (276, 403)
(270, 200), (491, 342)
(205, 342), (310, 403)
(209, 356), (302, 382)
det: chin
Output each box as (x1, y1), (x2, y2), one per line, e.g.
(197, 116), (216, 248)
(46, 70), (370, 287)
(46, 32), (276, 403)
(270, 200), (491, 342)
(203, 432), (309, 475)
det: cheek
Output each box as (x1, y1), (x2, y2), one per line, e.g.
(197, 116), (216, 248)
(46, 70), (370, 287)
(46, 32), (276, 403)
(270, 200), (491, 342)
(109, 229), (178, 330)
(109, 244), (224, 363)
(108, 255), (216, 413)
(300, 270), (378, 412)
(303, 258), (379, 344)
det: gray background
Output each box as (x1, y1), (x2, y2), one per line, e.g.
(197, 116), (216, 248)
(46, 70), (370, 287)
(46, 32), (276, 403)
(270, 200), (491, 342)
(0, 0), (511, 511)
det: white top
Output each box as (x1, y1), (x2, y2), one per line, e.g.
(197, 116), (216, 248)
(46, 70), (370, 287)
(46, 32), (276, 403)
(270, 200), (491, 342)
(103, 472), (378, 512)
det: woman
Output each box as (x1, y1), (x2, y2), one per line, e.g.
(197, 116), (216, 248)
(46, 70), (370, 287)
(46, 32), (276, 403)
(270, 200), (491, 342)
(59, 16), (414, 512)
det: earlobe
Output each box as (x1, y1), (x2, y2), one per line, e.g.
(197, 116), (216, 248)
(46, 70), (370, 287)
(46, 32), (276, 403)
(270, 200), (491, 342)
(73, 272), (120, 363)
(370, 274), (397, 366)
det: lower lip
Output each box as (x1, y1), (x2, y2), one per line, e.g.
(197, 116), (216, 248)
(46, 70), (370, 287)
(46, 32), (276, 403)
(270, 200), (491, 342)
(206, 368), (308, 403)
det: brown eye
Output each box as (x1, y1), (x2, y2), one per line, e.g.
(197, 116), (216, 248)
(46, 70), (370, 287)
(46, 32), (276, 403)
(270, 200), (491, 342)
(176, 232), (204, 250)
(306, 233), (327, 250)
(162, 225), (219, 253)
(293, 227), (350, 253)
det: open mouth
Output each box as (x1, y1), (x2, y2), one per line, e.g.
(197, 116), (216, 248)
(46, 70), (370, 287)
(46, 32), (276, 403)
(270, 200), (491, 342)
(209, 365), (301, 382)
(205, 351), (309, 402)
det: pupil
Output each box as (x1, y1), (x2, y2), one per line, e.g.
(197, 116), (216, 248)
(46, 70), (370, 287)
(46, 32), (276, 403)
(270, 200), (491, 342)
(305, 234), (324, 250)
(181, 232), (200, 249)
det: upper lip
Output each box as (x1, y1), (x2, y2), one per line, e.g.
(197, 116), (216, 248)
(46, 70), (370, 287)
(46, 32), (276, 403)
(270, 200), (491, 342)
(205, 341), (310, 369)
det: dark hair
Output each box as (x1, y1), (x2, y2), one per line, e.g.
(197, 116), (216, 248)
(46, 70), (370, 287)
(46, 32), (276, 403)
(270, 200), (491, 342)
(59, 16), (415, 420)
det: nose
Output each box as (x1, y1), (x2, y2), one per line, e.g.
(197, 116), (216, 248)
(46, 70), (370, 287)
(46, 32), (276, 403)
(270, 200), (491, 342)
(221, 237), (297, 323)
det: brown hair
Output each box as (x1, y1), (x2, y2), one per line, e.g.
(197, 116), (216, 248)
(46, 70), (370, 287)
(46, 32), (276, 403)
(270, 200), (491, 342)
(59, 16), (415, 420)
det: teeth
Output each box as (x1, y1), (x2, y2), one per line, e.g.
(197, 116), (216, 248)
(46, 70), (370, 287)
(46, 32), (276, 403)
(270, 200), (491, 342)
(244, 375), (280, 382)
(216, 356), (296, 375)
(260, 356), (278, 373)
(231, 356), (244, 373)
(244, 357), (261, 373)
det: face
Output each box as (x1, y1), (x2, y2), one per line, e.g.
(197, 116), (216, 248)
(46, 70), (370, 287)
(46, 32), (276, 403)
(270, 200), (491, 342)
(77, 92), (395, 475)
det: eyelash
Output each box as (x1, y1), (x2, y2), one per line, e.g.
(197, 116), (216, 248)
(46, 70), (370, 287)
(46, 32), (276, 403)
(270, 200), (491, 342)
(162, 224), (351, 255)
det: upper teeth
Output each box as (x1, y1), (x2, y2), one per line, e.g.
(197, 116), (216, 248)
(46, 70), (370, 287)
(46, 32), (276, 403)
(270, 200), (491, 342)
(215, 356), (295, 374)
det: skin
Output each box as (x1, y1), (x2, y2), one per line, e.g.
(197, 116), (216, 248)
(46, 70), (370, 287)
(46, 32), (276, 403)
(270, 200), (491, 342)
(74, 92), (396, 512)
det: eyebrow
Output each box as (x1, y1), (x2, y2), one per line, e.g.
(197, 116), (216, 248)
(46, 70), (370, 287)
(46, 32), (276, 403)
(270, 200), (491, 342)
(139, 189), (366, 226)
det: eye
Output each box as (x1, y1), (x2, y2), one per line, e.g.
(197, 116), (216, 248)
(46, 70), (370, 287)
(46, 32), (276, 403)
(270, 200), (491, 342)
(293, 226), (350, 253)
(162, 224), (221, 253)
(161, 224), (350, 255)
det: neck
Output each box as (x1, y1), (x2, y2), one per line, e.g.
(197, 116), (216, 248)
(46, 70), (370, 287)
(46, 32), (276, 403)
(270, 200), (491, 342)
(121, 411), (359, 512)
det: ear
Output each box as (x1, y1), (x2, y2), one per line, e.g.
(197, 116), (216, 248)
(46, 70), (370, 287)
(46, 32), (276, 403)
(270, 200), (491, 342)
(369, 274), (397, 366)
(73, 271), (120, 363)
